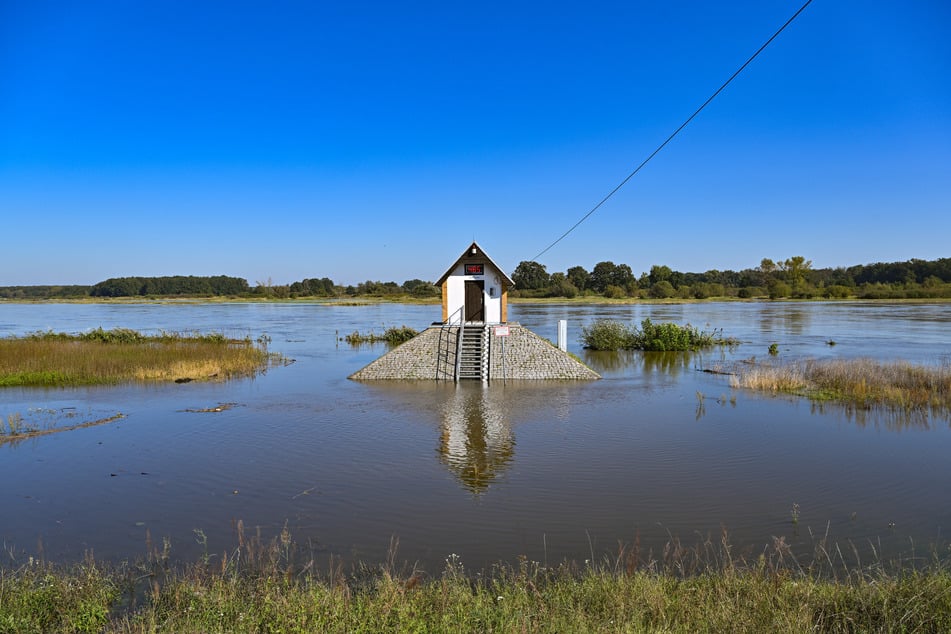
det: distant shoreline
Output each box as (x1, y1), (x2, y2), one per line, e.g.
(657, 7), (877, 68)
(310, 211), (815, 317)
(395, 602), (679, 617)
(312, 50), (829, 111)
(2, 295), (951, 306)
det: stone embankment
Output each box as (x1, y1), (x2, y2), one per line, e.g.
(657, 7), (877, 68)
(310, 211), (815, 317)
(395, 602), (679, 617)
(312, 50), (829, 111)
(349, 323), (599, 381)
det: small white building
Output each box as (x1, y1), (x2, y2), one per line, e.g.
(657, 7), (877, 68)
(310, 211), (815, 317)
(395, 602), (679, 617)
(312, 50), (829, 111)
(436, 242), (514, 325)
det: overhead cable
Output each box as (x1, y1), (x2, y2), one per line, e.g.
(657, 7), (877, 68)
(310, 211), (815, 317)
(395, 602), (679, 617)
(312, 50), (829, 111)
(529, 0), (814, 262)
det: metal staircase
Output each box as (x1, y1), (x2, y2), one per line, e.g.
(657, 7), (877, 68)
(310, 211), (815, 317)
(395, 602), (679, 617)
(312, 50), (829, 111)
(435, 305), (489, 382)
(457, 324), (488, 381)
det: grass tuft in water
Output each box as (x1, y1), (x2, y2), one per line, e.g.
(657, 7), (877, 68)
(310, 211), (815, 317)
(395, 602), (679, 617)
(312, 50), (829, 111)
(345, 325), (419, 345)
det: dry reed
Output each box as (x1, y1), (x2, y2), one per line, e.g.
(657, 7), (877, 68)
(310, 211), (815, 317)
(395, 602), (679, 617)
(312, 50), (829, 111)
(731, 358), (951, 415)
(0, 330), (274, 387)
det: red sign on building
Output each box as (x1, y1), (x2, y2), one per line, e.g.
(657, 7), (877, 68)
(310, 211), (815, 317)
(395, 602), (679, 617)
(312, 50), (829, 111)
(465, 264), (484, 275)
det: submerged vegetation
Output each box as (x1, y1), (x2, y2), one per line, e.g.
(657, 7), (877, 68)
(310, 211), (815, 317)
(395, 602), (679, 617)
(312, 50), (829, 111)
(732, 358), (951, 416)
(344, 326), (419, 345)
(581, 319), (737, 351)
(0, 328), (277, 387)
(2, 410), (125, 445)
(3, 526), (951, 633)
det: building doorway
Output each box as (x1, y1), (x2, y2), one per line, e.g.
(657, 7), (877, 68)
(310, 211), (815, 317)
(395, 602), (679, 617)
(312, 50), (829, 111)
(465, 280), (484, 322)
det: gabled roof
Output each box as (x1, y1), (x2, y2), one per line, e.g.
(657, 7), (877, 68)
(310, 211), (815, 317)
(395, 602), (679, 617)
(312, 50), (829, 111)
(436, 241), (516, 287)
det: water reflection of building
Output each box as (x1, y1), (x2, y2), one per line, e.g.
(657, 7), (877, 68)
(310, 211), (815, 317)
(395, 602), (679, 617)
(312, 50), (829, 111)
(439, 384), (514, 494)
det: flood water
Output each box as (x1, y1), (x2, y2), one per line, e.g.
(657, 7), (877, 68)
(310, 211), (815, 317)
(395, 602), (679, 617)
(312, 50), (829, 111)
(1, 301), (950, 571)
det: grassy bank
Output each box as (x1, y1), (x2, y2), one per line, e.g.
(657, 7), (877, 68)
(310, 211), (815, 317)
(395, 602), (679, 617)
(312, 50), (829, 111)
(3, 533), (951, 633)
(731, 358), (951, 416)
(0, 329), (276, 388)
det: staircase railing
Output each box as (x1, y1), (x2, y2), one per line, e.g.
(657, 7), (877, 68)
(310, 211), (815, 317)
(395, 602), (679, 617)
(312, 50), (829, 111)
(435, 305), (464, 381)
(455, 317), (465, 383)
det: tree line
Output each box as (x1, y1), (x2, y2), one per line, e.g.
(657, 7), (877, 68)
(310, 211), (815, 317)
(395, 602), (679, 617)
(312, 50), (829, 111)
(0, 275), (440, 300)
(512, 256), (951, 300)
(2, 256), (949, 301)
(89, 275), (251, 297)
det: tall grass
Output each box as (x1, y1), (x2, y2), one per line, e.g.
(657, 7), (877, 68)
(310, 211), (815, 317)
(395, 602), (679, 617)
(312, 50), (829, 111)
(731, 358), (951, 416)
(0, 329), (274, 387)
(3, 526), (951, 633)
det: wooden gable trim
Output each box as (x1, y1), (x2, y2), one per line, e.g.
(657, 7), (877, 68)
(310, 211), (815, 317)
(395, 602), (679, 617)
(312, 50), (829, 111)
(435, 241), (515, 288)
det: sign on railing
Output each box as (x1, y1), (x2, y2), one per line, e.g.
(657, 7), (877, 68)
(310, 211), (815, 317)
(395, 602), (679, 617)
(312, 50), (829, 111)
(494, 326), (509, 337)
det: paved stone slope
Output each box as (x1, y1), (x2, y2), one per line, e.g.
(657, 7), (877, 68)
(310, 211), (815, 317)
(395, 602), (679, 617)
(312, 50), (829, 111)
(348, 326), (443, 380)
(487, 324), (600, 380)
(349, 324), (599, 381)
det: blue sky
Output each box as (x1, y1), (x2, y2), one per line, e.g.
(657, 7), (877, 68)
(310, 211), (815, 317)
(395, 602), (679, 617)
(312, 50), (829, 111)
(2, 1), (948, 286)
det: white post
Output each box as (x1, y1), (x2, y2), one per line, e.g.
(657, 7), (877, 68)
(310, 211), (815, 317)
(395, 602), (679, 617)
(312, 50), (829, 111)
(558, 319), (567, 351)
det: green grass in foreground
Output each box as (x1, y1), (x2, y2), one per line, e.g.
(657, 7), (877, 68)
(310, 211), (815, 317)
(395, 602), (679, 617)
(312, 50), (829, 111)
(732, 358), (951, 416)
(0, 328), (276, 387)
(3, 529), (951, 633)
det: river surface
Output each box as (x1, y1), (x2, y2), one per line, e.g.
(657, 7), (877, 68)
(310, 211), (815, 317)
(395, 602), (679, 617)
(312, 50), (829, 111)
(1, 301), (950, 571)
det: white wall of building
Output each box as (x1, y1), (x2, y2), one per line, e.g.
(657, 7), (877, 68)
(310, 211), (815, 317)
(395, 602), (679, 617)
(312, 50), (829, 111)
(444, 264), (506, 324)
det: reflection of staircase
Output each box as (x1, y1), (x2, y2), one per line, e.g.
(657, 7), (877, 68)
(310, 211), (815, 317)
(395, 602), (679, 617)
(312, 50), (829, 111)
(458, 325), (488, 381)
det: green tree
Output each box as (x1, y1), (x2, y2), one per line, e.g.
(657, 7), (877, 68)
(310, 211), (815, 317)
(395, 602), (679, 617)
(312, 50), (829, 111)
(512, 261), (550, 290)
(566, 266), (590, 292)
(611, 264), (635, 289)
(758, 258), (777, 286)
(650, 280), (676, 298)
(769, 280), (791, 299)
(648, 265), (673, 285)
(783, 256), (813, 286)
(402, 279), (431, 293)
(90, 277), (144, 297)
(591, 261), (634, 294)
(548, 273), (579, 298)
(290, 277), (336, 296)
(589, 261), (616, 293)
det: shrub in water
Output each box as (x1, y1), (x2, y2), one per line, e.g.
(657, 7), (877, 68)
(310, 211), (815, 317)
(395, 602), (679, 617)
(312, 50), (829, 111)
(582, 319), (724, 351)
(634, 319), (695, 351)
(383, 326), (418, 344)
(346, 326), (419, 345)
(580, 320), (635, 350)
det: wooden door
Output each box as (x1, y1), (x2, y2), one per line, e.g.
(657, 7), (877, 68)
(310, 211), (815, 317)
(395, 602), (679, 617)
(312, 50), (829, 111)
(465, 281), (484, 322)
